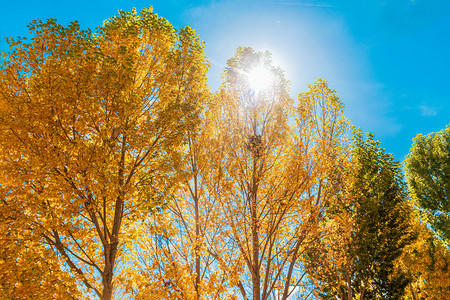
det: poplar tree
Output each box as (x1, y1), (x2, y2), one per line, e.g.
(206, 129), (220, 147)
(211, 47), (350, 300)
(406, 125), (450, 245)
(307, 130), (415, 299)
(0, 7), (209, 299)
(121, 47), (351, 300)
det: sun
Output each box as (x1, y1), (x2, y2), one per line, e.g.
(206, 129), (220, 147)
(247, 65), (273, 92)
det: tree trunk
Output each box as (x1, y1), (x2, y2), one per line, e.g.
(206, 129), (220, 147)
(251, 204), (260, 300)
(194, 173), (201, 300)
(251, 156), (260, 300)
(102, 242), (118, 300)
(346, 268), (352, 300)
(102, 281), (113, 300)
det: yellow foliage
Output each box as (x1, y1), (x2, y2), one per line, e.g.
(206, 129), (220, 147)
(0, 7), (209, 300)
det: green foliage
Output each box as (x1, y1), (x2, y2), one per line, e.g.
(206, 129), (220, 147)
(405, 124), (450, 245)
(308, 129), (416, 300)
(1, 4), (447, 299)
(350, 128), (416, 299)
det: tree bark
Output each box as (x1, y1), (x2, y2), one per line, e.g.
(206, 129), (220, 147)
(194, 173), (201, 300)
(102, 242), (118, 300)
(251, 153), (260, 300)
(101, 135), (126, 300)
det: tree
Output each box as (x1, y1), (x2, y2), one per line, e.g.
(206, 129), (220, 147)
(125, 47), (351, 300)
(306, 130), (416, 299)
(302, 169), (356, 300)
(351, 131), (415, 299)
(397, 216), (450, 300)
(0, 194), (82, 299)
(205, 47), (351, 300)
(405, 125), (450, 245)
(0, 7), (209, 300)
(118, 108), (237, 299)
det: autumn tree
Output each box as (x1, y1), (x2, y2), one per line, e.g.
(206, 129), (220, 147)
(124, 47), (351, 300)
(405, 124), (450, 245)
(196, 47), (351, 300)
(117, 105), (239, 299)
(397, 215), (450, 300)
(0, 194), (82, 299)
(0, 7), (209, 300)
(302, 167), (356, 300)
(307, 130), (415, 299)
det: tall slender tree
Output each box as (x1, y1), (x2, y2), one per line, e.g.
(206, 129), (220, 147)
(209, 47), (350, 300)
(306, 130), (415, 299)
(405, 124), (450, 245)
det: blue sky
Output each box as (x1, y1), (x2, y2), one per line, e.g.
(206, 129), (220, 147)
(1, 0), (450, 161)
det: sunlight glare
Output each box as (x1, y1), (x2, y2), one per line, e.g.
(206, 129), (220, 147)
(247, 65), (272, 92)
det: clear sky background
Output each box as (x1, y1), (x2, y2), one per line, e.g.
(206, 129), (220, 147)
(1, 0), (450, 162)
